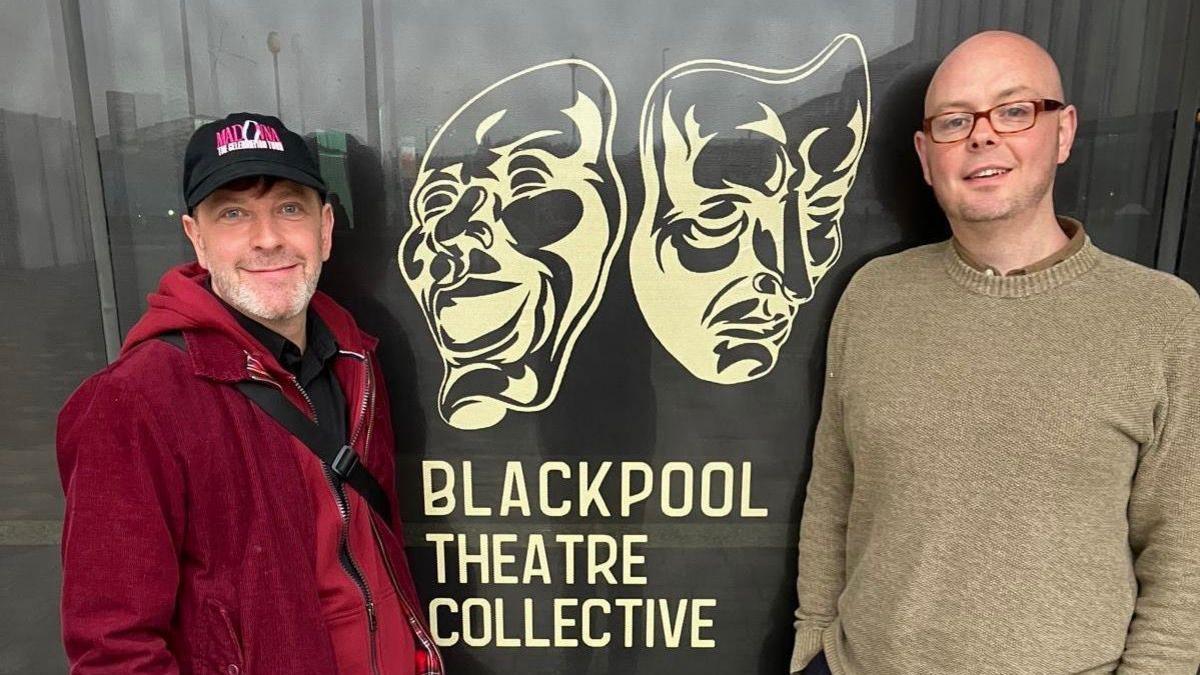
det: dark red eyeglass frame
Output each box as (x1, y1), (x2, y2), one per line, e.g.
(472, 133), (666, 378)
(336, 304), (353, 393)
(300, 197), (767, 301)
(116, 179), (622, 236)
(922, 99), (1066, 143)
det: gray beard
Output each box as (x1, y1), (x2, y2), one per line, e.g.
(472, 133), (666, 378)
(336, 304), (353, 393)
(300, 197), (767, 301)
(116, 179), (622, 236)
(211, 262), (320, 323)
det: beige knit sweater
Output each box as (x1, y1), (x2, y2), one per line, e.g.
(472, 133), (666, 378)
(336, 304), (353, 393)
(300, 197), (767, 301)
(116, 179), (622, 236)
(792, 236), (1200, 675)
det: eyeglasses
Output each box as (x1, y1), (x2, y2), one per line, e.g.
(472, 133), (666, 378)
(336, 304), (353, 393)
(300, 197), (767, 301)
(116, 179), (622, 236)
(923, 99), (1065, 143)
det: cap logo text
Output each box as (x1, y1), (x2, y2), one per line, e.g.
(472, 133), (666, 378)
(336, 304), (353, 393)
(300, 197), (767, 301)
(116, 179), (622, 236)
(215, 120), (284, 156)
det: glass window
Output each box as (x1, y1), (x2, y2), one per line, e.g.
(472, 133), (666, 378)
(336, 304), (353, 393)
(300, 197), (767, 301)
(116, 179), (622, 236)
(1176, 121), (1200, 290)
(0, 2), (107, 672)
(9, 1), (1196, 673)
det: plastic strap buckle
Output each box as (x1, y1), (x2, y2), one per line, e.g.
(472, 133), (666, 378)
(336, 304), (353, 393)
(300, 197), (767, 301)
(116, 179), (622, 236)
(330, 445), (361, 481)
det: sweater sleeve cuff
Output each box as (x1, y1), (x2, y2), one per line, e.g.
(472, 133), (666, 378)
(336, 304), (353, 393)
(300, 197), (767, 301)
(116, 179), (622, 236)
(790, 625), (825, 674)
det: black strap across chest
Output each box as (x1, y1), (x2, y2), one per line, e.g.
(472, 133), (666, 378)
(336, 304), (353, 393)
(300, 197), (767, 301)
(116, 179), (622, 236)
(158, 332), (391, 521)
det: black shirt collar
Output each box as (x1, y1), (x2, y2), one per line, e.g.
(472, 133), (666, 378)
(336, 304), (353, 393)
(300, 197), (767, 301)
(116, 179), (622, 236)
(207, 284), (339, 384)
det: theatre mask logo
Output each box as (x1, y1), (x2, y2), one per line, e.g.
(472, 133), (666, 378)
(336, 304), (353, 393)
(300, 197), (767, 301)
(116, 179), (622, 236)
(400, 59), (625, 430)
(401, 34), (870, 427)
(631, 33), (870, 384)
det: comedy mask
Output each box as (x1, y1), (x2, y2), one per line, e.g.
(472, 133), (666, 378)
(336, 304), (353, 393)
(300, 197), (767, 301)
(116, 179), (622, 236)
(400, 59), (624, 429)
(631, 34), (870, 384)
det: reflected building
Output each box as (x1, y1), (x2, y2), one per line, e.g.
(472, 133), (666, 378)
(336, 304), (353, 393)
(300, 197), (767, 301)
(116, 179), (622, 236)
(0, 109), (92, 271)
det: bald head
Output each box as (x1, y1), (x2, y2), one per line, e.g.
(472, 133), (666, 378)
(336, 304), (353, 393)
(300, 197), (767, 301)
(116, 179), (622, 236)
(912, 30), (1077, 231)
(925, 31), (1064, 117)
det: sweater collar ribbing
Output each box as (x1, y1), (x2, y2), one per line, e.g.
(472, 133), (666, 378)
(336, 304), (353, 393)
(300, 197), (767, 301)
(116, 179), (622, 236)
(942, 235), (1101, 298)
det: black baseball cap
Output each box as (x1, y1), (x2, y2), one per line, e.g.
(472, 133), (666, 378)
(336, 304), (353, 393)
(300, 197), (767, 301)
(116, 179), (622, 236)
(182, 112), (326, 210)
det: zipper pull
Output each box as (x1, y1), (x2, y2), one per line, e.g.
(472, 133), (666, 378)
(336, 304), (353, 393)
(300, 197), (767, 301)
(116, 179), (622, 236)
(367, 601), (377, 632)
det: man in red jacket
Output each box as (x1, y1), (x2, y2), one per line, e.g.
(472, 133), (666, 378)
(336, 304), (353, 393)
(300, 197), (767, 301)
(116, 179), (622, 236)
(57, 112), (442, 675)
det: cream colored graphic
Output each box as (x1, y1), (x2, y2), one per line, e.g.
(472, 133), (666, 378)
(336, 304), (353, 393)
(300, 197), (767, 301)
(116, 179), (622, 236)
(400, 60), (624, 430)
(631, 34), (870, 384)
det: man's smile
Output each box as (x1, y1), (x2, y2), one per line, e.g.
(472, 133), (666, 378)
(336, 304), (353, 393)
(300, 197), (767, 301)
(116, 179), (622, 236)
(963, 165), (1013, 183)
(240, 263), (301, 279)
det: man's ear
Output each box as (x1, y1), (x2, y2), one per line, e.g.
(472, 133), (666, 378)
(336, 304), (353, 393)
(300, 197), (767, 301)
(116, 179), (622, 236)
(181, 213), (208, 269)
(913, 130), (933, 186)
(320, 202), (334, 262)
(1056, 104), (1078, 165)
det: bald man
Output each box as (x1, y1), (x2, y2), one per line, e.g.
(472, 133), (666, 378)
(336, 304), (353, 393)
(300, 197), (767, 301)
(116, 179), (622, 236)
(791, 31), (1200, 675)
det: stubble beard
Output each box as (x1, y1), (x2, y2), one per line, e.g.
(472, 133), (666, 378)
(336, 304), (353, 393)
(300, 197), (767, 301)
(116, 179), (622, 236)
(211, 259), (321, 323)
(949, 161), (1056, 225)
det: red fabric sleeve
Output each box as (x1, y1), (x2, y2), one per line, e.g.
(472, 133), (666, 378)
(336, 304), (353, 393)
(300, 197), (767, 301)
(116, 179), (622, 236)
(57, 373), (185, 675)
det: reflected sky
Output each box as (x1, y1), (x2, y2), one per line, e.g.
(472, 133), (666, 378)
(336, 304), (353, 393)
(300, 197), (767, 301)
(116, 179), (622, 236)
(1, 2), (71, 119)
(393, 0), (910, 152)
(3, 0), (915, 149)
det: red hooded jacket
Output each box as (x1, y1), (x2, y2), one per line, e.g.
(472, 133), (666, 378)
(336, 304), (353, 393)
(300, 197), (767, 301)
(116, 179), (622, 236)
(57, 263), (443, 674)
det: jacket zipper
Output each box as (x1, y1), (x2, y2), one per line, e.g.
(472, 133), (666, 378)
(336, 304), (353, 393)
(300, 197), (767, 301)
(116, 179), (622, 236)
(353, 353), (444, 672)
(320, 460), (381, 675)
(334, 352), (383, 675)
(263, 360), (382, 675)
(343, 350), (374, 452)
(371, 517), (445, 674)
